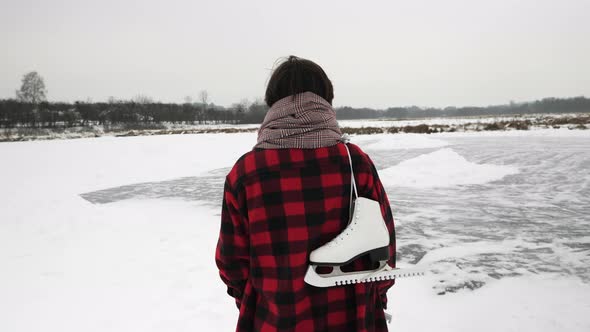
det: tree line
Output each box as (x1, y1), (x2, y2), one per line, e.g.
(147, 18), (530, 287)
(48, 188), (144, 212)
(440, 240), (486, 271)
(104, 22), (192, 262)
(2, 96), (589, 129)
(2, 71), (589, 129)
(337, 97), (590, 119)
(0, 99), (271, 129)
(1, 71), (271, 129)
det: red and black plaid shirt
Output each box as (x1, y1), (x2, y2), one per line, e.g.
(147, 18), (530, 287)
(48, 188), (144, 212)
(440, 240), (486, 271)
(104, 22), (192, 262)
(215, 142), (396, 331)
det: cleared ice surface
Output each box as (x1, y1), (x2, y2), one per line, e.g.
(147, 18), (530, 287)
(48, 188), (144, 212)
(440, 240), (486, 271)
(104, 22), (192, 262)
(80, 168), (230, 204)
(80, 133), (590, 295)
(363, 134), (590, 295)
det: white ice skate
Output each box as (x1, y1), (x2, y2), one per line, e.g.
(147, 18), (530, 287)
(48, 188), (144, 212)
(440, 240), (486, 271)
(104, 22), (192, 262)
(304, 142), (425, 287)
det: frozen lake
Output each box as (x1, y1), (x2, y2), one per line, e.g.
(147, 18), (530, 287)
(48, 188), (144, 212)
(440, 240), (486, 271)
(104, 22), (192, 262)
(368, 135), (590, 293)
(1, 129), (589, 331)
(80, 133), (590, 295)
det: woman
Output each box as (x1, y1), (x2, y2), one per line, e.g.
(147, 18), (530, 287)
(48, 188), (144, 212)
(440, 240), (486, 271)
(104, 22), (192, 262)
(215, 56), (396, 331)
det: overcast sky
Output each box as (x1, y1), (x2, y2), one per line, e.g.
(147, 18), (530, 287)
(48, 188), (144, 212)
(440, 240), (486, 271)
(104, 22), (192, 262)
(1, 0), (589, 108)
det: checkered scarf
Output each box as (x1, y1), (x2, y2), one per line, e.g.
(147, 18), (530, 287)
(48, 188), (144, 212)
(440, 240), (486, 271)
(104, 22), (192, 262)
(255, 92), (342, 149)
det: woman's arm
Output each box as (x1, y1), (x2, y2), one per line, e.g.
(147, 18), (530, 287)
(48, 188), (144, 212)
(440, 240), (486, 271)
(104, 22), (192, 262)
(356, 151), (397, 309)
(215, 177), (250, 309)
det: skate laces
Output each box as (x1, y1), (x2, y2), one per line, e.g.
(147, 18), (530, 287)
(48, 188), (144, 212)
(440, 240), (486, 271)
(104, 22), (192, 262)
(326, 140), (359, 248)
(327, 230), (348, 247)
(327, 209), (359, 247)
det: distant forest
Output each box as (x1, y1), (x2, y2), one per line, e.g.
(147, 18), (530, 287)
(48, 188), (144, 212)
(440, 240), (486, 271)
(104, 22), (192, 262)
(0, 96), (589, 129)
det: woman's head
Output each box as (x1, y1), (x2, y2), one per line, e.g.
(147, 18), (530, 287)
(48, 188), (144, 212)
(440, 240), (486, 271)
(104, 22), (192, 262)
(265, 55), (334, 107)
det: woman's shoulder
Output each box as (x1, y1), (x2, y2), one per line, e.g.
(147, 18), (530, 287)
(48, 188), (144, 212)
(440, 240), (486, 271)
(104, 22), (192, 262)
(338, 141), (374, 165)
(225, 142), (373, 188)
(345, 142), (370, 158)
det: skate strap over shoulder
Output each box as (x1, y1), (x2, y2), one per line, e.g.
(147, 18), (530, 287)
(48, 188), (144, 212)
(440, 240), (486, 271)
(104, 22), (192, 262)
(342, 143), (358, 218)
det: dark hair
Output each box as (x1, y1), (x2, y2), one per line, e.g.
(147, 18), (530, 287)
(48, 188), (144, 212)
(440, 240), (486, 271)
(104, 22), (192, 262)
(264, 55), (334, 107)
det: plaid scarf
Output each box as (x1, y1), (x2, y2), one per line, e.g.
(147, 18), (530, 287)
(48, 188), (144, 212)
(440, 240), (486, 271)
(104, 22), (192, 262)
(255, 92), (343, 149)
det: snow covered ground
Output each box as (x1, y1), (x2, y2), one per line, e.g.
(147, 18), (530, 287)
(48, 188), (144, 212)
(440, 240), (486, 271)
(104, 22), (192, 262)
(1, 129), (589, 331)
(337, 113), (585, 128)
(2, 113), (587, 142)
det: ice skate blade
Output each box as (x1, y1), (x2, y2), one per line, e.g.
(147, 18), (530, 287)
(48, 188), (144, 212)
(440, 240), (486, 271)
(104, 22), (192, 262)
(304, 265), (426, 288)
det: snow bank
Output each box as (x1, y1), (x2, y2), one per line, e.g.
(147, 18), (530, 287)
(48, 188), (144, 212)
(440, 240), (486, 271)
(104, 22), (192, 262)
(379, 148), (519, 188)
(358, 133), (450, 150)
(0, 132), (258, 195)
(338, 113), (586, 128)
(338, 117), (517, 128)
(434, 127), (590, 138)
(390, 272), (590, 332)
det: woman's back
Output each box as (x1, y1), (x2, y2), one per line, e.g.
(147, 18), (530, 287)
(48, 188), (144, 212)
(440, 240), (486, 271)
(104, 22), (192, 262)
(216, 142), (396, 331)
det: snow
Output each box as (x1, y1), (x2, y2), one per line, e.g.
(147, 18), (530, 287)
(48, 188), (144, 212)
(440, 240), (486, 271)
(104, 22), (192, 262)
(391, 271), (590, 332)
(1, 127), (589, 331)
(434, 126), (590, 138)
(378, 148), (519, 188)
(3, 113), (587, 143)
(1, 199), (236, 332)
(0, 133), (256, 194)
(356, 133), (450, 150)
(337, 113), (585, 128)
(0, 134), (255, 332)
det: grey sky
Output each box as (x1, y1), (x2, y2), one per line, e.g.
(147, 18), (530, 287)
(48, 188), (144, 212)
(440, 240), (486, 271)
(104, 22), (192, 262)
(1, 0), (589, 108)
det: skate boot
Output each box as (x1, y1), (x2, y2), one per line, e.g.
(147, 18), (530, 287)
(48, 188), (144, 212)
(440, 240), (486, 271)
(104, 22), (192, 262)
(311, 196), (390, 266)
(304, 196), (391, 286)
(304, 196), (425, 287)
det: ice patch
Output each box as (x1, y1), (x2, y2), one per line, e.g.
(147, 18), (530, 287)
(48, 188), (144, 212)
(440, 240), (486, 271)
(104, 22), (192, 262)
(418, 239), (527, 265)
(379, 148), (519, 188)
(361, 134), (450, 150)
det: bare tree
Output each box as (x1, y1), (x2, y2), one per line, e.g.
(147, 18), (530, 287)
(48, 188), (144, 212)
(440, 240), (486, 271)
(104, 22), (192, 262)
(236, 98), (249, 113)
(197, 90), (209, 124)
(199, 90), (209, 105)
(132, 94), (153, 104)
(16, 71), (47, 104)
(107, 96), (120, 104)
(233, 98), (250, 124)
